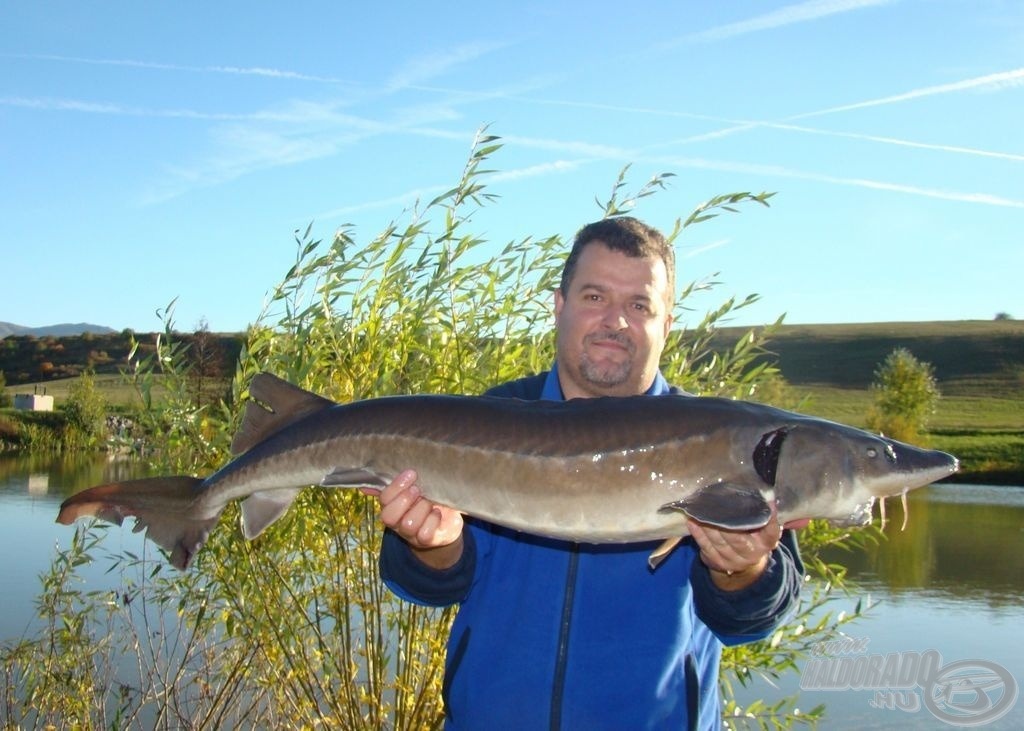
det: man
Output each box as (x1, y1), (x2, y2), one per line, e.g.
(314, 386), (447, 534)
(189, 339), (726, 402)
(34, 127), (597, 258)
(370, 217), (804, 730)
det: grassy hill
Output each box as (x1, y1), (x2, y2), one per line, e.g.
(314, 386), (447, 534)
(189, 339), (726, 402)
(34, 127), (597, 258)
(0, 329), (243, 386)
(708, 319), (1024, 430)
(715, 319), (1023, 396)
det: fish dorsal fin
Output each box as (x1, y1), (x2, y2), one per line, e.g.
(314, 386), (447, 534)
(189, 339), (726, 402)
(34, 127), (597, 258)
(231, 373), (335, 455)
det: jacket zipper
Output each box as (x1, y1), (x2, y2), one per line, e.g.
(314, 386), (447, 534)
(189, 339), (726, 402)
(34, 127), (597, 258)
(549, 543), (580, 731)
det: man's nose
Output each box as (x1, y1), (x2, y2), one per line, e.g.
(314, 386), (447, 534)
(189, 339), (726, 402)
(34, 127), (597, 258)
(601, 306), (629, 330)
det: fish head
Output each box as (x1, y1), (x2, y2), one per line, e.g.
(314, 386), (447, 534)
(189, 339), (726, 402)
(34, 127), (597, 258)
(766, 421), (959, 526)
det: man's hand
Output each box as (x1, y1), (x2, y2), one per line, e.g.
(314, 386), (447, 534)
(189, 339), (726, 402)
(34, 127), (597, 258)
(688, 504), (807, 591)
(366, 469), (465, 570)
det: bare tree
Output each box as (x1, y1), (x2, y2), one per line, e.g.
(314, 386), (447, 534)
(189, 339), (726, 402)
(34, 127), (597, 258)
(188, 318), (225, 409)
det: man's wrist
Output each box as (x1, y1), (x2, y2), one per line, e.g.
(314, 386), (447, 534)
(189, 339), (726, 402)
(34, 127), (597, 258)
(705, 554), (769, 591)
(411, 534), (465, 571)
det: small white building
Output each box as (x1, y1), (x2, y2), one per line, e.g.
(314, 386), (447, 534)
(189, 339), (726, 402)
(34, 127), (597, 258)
(14, 393), (54, 411)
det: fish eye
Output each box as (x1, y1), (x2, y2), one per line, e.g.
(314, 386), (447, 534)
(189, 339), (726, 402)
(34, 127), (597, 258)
(866, 447), (878, 458)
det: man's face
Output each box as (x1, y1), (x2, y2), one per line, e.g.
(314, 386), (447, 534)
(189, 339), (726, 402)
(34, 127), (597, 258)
(554, 242), (673, 399)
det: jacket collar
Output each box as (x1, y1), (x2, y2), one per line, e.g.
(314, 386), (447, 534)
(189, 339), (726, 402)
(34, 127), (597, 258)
(541, 363), (670, 402)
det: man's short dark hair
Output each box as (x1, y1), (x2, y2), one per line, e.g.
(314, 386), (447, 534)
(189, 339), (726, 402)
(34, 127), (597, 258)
(559, 216), (675, 300)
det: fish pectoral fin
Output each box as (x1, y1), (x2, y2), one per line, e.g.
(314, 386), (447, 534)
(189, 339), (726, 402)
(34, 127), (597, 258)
(660, 483), (773, 531)
(320, 468), (389, 489)
(648, 536), (684, 570)
(240, 487), (303, 540)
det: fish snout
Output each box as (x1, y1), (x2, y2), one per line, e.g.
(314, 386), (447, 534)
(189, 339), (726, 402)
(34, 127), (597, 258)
(867, 440), (959, 499)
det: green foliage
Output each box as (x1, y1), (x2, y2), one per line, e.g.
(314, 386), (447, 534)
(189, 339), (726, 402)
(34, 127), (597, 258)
(1, 524), (124, 727)
(0, 371), (9, 408)
(61, 370), (109, 450)
(122, 305), (233, 474)
(865, 348), (940, 444)
(9, 132), (871, 728)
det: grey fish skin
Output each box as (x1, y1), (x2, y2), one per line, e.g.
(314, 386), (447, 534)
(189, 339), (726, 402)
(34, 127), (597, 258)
(57, 373), (959, 569)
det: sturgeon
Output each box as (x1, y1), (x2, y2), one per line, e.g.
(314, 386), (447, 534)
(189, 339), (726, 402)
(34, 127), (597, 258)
(57, 372), (958, 570)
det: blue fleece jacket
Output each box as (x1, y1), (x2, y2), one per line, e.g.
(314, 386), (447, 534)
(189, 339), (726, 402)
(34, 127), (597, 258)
(380, 367), (804, 730)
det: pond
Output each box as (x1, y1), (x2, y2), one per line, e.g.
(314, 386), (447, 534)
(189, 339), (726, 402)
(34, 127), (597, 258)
(1, 454), (1021, 728)
(736, 481), (1024, 729)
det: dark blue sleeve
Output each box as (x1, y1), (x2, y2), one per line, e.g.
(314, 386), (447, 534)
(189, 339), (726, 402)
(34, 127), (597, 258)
(377, 374), (540, 607)
(379, 527), (477, 607)
(690, 529), (804, 644)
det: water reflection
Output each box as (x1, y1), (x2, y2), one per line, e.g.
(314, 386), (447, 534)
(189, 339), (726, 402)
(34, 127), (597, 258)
(0, 453), (154, 640)
(820, 483), (1024, 608)
(0, 452), (151, 502)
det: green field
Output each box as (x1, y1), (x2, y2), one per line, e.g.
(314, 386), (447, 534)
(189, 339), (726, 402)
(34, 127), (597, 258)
(781, 385), (1023, 431)
(2, 372), (159, 408)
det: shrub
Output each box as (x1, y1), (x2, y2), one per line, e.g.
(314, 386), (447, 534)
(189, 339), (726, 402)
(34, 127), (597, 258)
(866, 348), (940, 444)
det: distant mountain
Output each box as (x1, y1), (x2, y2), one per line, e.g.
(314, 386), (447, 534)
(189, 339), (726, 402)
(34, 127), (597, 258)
(0, 321), (118, 338)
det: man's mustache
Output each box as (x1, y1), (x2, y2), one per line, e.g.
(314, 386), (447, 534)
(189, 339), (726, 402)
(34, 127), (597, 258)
(584, 331), (635, 354)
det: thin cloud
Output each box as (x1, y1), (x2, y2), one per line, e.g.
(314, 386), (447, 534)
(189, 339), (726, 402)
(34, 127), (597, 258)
(385, 41), (511, 90)
(379, 125), (1024, 212)
(510, 79), (1024, 164)
(790, 67), (1024, 119)
(0, 94), (392, 128)
(6, 52), (355, 84)
(681, 238), (730, 259)
(489, 159), (586, 182)
(378, 125), (1024, 211)
(313, 185), (449, 221)
(764, 122), (1024, 163)
(684, 0), (899, 43)
(654, 156), (1024, 209)
(501, 133), (633, 159)
(315, 159), (587, 222)
(0, 94), (261, 120)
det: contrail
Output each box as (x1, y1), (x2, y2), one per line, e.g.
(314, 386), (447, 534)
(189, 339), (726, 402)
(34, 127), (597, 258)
(764, 122), (1024, 163)
(6, 52), (355, 84)
(656, 156), (1024, 209)
(790, 67), (1024, 119)
(684, 0), (900, 43)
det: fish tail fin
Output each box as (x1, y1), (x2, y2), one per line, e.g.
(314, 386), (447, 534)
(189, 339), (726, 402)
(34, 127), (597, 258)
(57, 476), (215, 570)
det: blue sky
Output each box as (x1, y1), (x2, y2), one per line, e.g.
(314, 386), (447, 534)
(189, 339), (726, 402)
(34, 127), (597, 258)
(2, 0), (1022, 334)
